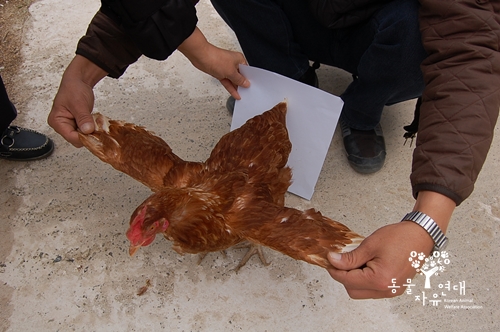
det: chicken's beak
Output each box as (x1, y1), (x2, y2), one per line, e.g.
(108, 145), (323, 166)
(129, 244), (141, 256)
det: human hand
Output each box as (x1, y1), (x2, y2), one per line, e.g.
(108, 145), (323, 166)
(178, 28), (250, 99)
(328, 191), (455, 299)
(48, 55), (107, 147)
(195, 45), (250, 100)
(327, 221), (435, 299)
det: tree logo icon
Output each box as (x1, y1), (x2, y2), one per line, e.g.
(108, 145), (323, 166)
(408, 251), (451, 289)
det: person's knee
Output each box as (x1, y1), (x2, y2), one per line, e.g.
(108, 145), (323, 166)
(380, 0), (421, 36)
(375, 0), (426, 62)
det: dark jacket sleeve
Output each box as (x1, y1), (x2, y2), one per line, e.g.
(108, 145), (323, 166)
(412, 0), (500, 205)
(76, 0), (198, 78)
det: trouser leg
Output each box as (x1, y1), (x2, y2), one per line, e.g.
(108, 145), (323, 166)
(210, 0), (313, 79)
(211, 0), (426, 130)
(276, 0), (427, 129)
(0, 75), (18, 134)
(336, 0), (427, 129)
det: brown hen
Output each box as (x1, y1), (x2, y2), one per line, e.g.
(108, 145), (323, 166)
(79, 102), (364, 271)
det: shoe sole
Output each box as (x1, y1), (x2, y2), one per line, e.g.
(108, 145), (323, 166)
(0, 143), (54, 161)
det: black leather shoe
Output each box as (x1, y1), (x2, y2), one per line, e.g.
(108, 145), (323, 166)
(339, 119), (386, 174)
(226, 64), (320, 114)
(299, 64), (320, 88)
(226, 96), (236, 115)
(0, 126), (54, 161)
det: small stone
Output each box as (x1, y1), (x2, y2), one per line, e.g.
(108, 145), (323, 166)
(53, 255), (62, 263)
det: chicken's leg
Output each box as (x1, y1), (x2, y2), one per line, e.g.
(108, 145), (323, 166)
(196, 250), (227, 265)
(232, 241), (270, 272)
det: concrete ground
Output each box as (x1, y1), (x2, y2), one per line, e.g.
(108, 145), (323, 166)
(1, 0), (499, 331)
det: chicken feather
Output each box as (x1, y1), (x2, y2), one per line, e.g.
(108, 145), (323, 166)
(230, 200), (363, 269)
(78, 102), (364, 270)
(78, 114), (186, 191)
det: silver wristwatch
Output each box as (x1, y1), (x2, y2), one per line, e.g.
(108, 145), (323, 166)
(401, 211), (449, 252)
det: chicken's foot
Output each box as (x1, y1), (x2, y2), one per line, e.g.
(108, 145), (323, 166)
(197, 250), (227, 265)
(232, 241), (270, 273)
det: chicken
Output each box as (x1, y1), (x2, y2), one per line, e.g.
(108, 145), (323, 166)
(78, 102), (364, 270)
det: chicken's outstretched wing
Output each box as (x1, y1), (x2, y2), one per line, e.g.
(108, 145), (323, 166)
(78, 113), (185, 191)
(207, 102), (291, 177)
(207, 102), (292, 206)
(230, 199), (364, 269)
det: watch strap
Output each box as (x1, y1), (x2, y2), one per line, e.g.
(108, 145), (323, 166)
(401, 211), (448, 251)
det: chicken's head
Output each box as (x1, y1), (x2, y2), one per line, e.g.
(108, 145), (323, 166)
(126, 203), (169, 256)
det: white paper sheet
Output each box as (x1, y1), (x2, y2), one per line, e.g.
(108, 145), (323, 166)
(231, 65), (343, 200)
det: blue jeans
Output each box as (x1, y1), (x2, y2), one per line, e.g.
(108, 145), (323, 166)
(210, 0), (427, 130)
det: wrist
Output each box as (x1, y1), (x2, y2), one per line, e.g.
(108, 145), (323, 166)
(412, 191), (455, 233)
(401, 211), (448, 251)
(401, 190), (455, 252)
(399, 220), (435, 253)
(67, 55), (108, 88)
(178, 27), (210, 62)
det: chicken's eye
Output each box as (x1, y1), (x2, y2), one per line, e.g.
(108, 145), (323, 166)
(149, 221), (159, 231)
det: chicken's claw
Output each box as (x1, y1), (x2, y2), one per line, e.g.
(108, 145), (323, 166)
(196, 250), (228, 265)
(232, 241), (270, 273)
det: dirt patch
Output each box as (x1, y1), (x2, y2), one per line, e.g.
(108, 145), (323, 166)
(0, 0), (35, 99)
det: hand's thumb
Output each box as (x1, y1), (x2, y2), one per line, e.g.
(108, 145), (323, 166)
(76, 112), (95, 134)
(230, 73), (250, 89)
(328, 248), (370, 271)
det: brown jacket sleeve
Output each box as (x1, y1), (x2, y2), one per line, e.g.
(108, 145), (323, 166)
(76, 0), (198, 78)
(412, 0), (500, 205)
(76, 11), (142, 78)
